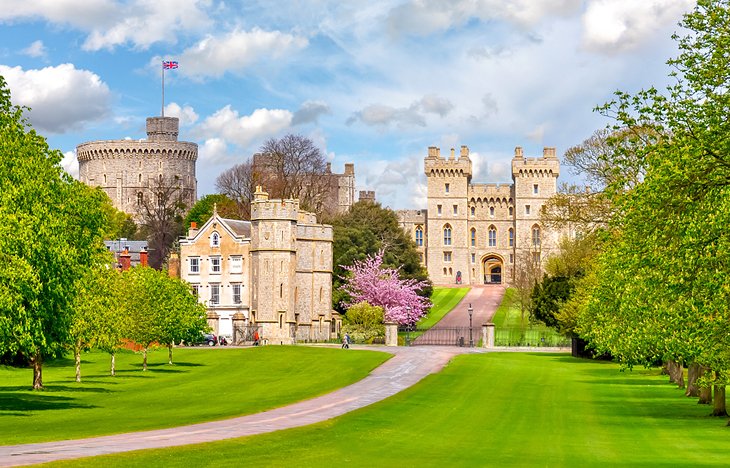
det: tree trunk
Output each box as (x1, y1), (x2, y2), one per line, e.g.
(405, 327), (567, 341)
(698, 365), (712, 404)
(686, 362), (700, 397)
(75, 342), (81, 383)
(31, 353), (43, 390)
(168, 343), (173, 365)
(110, 351), (116, 377)
(673, 361), (685, 389)
(143, 347), (148, 371)
(711, 383), (727, 417)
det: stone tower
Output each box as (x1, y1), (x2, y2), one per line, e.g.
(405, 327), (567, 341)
(76, 116), (197, 216)
(424, 146), (472, 284)
(250, 186), (298, 344)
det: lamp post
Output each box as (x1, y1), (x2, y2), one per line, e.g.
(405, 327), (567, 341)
(468, 303), (474, 348)
(406, 306), (412, 346)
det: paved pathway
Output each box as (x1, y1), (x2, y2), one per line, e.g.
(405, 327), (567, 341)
(433, 285), (506, 328)
(0, 346), (468, 467)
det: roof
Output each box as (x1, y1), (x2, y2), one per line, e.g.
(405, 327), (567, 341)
(104, 240), (148, 253)
(221, 218), (251, 237)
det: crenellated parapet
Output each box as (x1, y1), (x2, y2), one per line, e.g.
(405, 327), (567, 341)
(511, 146), (560, 178)
(424, 145), (472, 178)
(76, 140), (198, 162)
(469, 183), (514, 205)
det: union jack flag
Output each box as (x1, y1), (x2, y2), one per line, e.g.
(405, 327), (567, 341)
(162, 61), (178, 69)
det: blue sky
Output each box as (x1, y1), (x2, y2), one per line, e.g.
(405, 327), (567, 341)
(0, 0), (695, 209)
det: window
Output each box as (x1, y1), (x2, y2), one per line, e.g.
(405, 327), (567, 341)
(509, 254), (514, 264)
(445, 183), (450, 193)
(443, 225), (452, 246)
(232, 284), (241, 304)
(189, 257), (200, 274)
(211, 231), (220, 247)
(470, 206), (475, 216)
(453, 205), (458, 215)
(191, 284), (200, 297)
(488, 226), (497, 247)
(489, 206), (495, 217)
(415, 226), (423, 246)
(138, 173), (142, 183)
(533, 252), (541, 263)
(533, 184), (539, 194)
(437, 204), (442, 215)
(509, 207), (514, 216)
(470, 228), (476, 247)
(137, 192), (143, 206)
(532, 225), (541, 247)
(210, 284), (220, 305)
(230, 256), (243, 274)
(443, 252), (452, 262)
(471, 253), (475, 264)
(509, 228), (514, 247)
(211, 256), (221, 273)
(525, 205), (531, 215)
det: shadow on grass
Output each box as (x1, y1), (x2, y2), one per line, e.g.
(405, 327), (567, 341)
(0, 393), (97, 413)
(0, 385), (112, 393)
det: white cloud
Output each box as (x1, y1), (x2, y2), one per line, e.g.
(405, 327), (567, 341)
(0, 64), (111, 133)
(22, 40), (47, 58)
(175, 28), (308, 78)
(582, 0), (695, 52)
(194, 105), (293, 147)
(61, 150), (79, 178)
(0, 0), (116, 29)
(198, 138), (229, 164)
(163, 102), (199, 126)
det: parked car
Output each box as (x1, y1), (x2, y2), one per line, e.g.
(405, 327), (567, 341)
(193, 333), (218, 346)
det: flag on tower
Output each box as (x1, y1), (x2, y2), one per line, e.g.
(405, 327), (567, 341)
(162, 60), (178, 69)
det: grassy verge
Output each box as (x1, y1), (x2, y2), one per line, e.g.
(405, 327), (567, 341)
(56, 353), (730, 467)
(492, 288), (568, 346)
(417, 287), (470, 329)
(0, 346), (389, 445)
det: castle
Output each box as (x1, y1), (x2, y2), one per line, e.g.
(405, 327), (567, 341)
(77, 116), (198, 215)
(398, 145), (561, 286)
(177, 187), (339, 343)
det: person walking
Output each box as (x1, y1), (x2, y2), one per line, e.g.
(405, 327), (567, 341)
(342, 333), (350, 349)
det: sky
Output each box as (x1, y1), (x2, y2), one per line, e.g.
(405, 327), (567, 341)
(0, 0), (697, 210)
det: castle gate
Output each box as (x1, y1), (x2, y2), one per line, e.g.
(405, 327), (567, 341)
(482, 255), (503, 284)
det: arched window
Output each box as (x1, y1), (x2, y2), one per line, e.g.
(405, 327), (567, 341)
(488, 226), (497, 247)
(509, 228), (514, 247)
(443, 225), (452, 246)
(470, 228), (476, 247)
(532, 225), (541, 247)
(470, 206), (475, 216)
(211, 232), (220, 248)
(415, 226), (423, 246)
(509, 207), (514, 216)
(489, 206), (495, 217)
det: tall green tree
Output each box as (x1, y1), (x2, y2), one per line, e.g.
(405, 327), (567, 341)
(0, 76), (108, 389)
(183, 193), (238, 228)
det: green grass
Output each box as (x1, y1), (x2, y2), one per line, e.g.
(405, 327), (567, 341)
(492, 288), (569, 346)
(53, 353), (730, 467)
(417, 287), (470, 329)
(0, 346), (389, 445)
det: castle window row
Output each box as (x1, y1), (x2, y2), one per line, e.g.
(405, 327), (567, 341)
(448, 226), (532, 248)
(188, 255), (244, 275)
(191, 282), (243, 306)
(467, 205), (515, 218)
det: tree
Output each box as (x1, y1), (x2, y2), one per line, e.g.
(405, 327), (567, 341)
(123, 266), (206, 370)
(329, 200), (431, 311)
(101, 195), (140, 240)
(137, 175), (190, 269)
(341, 301), (385, 344)
(183, 193), (238, 228)
(340, 251), (431, 325)
(0, 76), (108, 389)
(92, 268), (128, 376)
(574, 0), (730, 418)
(215, 160), (257, 220)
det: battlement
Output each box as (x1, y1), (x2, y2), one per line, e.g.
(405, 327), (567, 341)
(424, 145), (472, 177)
(250, 186), (299, 221)
(146, 117), (179, 142)
(359, 190), (376, 202)
(511, 146), (560, 178)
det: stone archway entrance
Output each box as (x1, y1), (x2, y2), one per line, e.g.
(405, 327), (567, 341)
(482, 255), (503, 284)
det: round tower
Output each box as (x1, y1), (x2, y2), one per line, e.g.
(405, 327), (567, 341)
(76, 116), (197, 216)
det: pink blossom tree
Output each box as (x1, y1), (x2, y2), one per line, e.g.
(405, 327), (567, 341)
(340, 251), (431, 325)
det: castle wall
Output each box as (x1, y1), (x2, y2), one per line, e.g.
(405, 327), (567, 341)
(76, 117), (197, 216)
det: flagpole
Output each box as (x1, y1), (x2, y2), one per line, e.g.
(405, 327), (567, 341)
(161, 62), (165, 117)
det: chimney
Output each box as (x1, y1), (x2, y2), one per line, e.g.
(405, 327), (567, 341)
(139, 247), (148, 267)
(460, 145), (469, 159)
(326, 162), (332, 173)
(168, 252), (180, 278)
(514, 146), (524, 159)
(344, 163), (355, 176)
(427, 146), (440, 159)
(449, 148), (455, 160)
(119, 249), (131, 271)
(543, 147), (557, 159)
(189, 221), (199, 238)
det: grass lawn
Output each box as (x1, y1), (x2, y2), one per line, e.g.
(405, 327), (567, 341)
(492, 288), (569, 346)
(417, 287), (470, 330)
(0, 346), (389, 445)
(54, 352), (730, 467)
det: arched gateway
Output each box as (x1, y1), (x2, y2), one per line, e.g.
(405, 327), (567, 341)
(482, 255), (503, 284)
